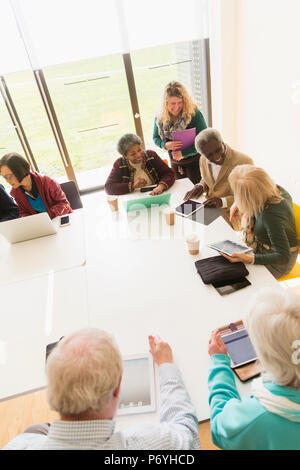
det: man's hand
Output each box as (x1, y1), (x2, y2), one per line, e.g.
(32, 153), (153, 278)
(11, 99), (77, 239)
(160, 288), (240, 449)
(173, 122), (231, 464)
(219, 252), (254, 264)
(203, 197), (223, 208)
(148, 335), (173, 366)
(133, 178), (147, 189)
(208, 330), (228, 357)
(184, 184), (204, 201)
(172, 150), (183, 161)
(150, 184), (165, 196)
(165, 141), (182, 151)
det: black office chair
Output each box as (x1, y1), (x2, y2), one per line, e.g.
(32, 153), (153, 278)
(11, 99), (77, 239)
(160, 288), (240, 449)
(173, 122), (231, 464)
(60, 180), (83, 210)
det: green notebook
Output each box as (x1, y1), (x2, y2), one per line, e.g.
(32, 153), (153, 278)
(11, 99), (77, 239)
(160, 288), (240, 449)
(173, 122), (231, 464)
(123, 192), (171, 212)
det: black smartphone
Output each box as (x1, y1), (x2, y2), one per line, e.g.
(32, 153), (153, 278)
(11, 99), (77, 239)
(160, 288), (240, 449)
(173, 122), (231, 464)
(140, 185), (156, 193)
(213, 278), (251, 296)
(60, 215), (70, 227)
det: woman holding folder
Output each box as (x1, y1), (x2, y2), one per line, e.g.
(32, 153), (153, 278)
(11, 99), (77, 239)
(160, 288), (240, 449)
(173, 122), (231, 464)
(153, 81), (207, 184)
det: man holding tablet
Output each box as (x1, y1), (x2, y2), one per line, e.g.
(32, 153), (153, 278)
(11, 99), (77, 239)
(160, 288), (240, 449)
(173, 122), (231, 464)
(184, 128), (253, 228)
(3, 329), (200, 450)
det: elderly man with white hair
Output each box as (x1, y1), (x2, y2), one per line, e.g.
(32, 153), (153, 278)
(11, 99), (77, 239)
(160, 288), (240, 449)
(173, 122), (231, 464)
(208, 288), (300, 450)
(184, 128), (253, 228)
(3, 330), (200, 450)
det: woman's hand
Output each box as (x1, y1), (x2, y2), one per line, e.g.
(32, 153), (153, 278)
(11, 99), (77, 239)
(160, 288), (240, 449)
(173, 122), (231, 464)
(150, 184), (165, 196)
(219, 251), (254, 264)
(133, 178), (147, 189)
(165, 141), (182, 151)
(172, 150), (183, 161)
(230, 202), (240, 222)
(208, 330), (228, 356)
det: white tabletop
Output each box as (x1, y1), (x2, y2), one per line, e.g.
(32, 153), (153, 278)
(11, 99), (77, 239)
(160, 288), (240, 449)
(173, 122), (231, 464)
(0, 180), (281, 425)
(84, 179), (280, 424)
(0, 210), (86, 285)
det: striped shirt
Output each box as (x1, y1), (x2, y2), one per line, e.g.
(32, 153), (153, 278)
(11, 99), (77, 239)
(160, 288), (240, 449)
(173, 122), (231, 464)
(3, 364), (200, 450)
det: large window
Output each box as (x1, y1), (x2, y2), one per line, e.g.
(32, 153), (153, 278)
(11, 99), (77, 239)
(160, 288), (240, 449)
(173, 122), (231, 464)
(0, 0), (210, 191)
(43, 55), (135, 189)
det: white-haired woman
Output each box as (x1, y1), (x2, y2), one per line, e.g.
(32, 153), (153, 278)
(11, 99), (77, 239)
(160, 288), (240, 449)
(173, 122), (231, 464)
(208, 288), (300, 450)
(153, 81), (207, 184)
(105, 133), (175, 196)
(220, 165), (298, 279)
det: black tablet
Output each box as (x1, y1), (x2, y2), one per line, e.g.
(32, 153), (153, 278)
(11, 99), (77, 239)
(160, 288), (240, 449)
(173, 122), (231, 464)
(175, 200), (203, 217)
(222, 329), (258, 368)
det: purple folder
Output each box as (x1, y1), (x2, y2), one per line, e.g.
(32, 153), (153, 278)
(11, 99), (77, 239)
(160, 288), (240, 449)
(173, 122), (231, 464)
(172, 127), (196, 151)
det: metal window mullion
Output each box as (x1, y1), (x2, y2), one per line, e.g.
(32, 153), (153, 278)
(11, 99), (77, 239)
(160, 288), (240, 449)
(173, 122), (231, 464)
(123, 53), (145, 148)
(0, 76), (39, 171)
(34, 70), (68, 168)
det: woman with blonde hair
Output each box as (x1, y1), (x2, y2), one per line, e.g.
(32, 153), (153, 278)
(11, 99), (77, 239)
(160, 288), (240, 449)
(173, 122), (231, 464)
(208, 287), (300, 450)
(153, 81), (207, 184)
(220, 164), (298, 278)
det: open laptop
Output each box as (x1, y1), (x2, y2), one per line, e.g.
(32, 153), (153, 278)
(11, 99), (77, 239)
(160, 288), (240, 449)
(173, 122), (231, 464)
(0, 212), (58, 244)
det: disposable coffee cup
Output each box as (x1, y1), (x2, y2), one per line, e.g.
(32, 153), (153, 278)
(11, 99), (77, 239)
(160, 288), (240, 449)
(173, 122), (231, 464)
(107, 195), (118, 212)
(163, 207), (175, 226)
(186, 233), (200, 255)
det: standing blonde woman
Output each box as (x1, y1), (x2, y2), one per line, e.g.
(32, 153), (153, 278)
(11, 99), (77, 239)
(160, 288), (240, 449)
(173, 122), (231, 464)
(153, 81), (207, 184)
(221, 164), (298, 279)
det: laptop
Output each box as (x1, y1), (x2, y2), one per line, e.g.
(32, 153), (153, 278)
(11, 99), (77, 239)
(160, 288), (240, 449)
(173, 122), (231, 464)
(0, 212), (58, 244)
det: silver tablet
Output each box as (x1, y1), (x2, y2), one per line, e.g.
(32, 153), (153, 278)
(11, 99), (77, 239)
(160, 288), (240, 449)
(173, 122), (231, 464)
(208, 239), (252, 256)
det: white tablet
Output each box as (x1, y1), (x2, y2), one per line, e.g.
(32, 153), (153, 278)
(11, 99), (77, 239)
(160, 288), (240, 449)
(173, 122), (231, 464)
(208, 239), (252, 256)
(117, 353), (156, 416)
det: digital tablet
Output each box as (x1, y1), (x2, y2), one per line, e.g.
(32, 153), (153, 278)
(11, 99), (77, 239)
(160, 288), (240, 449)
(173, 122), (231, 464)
(222, 329), (258, 368)
(208, 240), (252, 256)
(117, 354), (156, 416)
(175, 200), (203, 217)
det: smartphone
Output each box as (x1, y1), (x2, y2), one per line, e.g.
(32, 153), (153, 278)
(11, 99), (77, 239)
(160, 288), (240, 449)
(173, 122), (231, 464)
(140, 185), (156, 193)
(213, 278), (251, 296)
(45, 337), (64, 362)
(60, 215), (70, 227)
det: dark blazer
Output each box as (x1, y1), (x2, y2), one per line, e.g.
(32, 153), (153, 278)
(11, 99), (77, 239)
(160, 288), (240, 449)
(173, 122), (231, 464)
(0, 184), (19, 222)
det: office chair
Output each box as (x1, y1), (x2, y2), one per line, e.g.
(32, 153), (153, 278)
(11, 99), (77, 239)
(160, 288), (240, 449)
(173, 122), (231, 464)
(278, 202), (300, 282)
(60, 180), (83, 210)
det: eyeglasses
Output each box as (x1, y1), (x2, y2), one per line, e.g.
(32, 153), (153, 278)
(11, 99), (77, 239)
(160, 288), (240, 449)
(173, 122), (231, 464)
(1, 173), (15, 182)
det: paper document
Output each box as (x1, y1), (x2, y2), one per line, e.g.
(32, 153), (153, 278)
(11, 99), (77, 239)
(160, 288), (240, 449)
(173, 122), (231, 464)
(172, 127), (196, 150)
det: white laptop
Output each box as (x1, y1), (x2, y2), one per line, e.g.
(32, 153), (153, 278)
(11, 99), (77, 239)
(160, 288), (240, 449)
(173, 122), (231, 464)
(0, 212), (58, 244)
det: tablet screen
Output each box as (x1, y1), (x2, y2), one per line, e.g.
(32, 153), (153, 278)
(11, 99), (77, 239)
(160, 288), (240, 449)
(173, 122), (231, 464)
(222, 329), (257, 367)
(175, 200), (203, 217)
(209, 240), (252, 255)
(118, 355), (156, 415)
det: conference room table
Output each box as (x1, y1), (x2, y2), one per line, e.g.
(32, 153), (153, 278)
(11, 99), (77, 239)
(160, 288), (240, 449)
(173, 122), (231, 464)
(0, 179), (281, 429)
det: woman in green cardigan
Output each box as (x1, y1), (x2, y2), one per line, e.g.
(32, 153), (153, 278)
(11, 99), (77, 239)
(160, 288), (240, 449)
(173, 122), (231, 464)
(220, 164), (298, 279)
(208, 288), (300, 450)
(153, 81), (207, 184)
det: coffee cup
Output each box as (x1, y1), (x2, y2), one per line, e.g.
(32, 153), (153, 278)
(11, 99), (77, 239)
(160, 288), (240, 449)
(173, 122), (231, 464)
(163, 207), (175, 226)
(107, 195), (118, 212)
(186, 233), (200, 255)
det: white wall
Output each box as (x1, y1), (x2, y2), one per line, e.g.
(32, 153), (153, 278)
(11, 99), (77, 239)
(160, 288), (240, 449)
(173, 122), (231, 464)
(234, 0), (300, 202)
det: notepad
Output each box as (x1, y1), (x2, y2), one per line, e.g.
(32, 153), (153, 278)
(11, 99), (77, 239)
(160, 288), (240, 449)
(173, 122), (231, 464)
(172, 128), (196, 150)
(123, 192), (171, 212)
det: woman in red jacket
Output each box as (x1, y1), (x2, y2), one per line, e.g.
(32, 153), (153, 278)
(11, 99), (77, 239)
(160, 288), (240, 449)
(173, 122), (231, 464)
(0, 153), (72, 219)
(105, 134), (175, 196)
